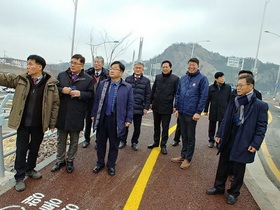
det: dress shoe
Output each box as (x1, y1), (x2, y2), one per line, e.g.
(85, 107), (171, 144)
(161, 147), (167, 155)
(172, 141), (179, 147)
(147, 143), (159, 149)
(26, 169), (42, 179)
(108, 167), (115, 176)
(208, 142), (214, 148)
(51, 161), (66, 172)
(180, 159), (191, 170)
(171, 156), (184, 163)
(227, 194), (237, 205)
(93, 165), (104, 173)
(66, 161), (74, 173)
(131, 143), (138, 151)
(119, 142), (126, 149)
(82, 140), (90, 148)
(206, 187), (224, 195)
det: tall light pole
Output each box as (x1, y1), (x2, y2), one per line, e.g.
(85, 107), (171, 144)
(253, 0), (270, 77)
(70, 0), (78, 58)
(264, 30), (280, 98)
(108, 41), (120, 67)
(190, 40), (210, 58)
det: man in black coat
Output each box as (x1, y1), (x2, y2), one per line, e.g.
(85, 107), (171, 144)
(82, 56), (109, 149)
(51, 54), (94, 173)
(119, 62), (151, 151)
(148, 60), (179, 155)
(206, 74), (268, 205)
(203, 72), (231, 148)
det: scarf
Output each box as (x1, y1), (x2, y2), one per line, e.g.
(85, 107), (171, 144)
(234, 90), (254, 125)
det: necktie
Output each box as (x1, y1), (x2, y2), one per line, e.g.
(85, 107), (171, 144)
(106, 83), (116, 115)
(72, 74), (78, 82)
(95, 72), (100, 77)
(32, 78), (38, 85)
(135, 77), (140, 82)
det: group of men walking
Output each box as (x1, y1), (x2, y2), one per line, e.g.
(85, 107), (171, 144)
(0, 54), (268, 206)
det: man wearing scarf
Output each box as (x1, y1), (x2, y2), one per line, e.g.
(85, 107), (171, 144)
(206, 74), (268, 205)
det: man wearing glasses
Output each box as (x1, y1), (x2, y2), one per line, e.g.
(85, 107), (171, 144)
(206, 74), (268, 205)
(92, 61), (134, 176)
(51, 54), (94, 173)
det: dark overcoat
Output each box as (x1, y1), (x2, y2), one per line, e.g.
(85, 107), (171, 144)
(204, 81), (232, 121)
(216, 93), (268, 163)
(56, 68), (94, 131)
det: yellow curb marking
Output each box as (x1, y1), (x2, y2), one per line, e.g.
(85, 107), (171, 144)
(123, 124), (177, 210)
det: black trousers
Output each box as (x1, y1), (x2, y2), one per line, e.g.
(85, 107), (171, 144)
(96, 115), (120, 168)
(214, 145), (246, 197)
(179, 114), (197, 161)
(14, 125), (44, 181)
(173, 117), (181, 142)
(120, 114), (142, 144)
(208, 120), (221, 142)
(153, 111), (171, 147)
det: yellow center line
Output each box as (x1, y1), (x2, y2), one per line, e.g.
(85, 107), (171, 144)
(123, 124), (177, 210)
(260, 110), (280, 181)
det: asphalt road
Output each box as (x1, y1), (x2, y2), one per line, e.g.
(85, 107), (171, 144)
(258, 101), (280, 190)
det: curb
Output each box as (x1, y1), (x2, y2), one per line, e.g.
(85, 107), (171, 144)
(244, 152), (280, 210)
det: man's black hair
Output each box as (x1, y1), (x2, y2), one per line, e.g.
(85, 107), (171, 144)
(27, 55), (46, 70)
(188, 58), (199, 65)
(111, 61), (125, 71)
(72, 54), (85, 64)
(161, 60), (172, 68)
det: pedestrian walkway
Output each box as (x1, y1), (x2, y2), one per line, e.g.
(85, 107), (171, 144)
(0, 113), (279, 210)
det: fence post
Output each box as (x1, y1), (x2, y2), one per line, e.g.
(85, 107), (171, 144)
(0, 112), (5, 177)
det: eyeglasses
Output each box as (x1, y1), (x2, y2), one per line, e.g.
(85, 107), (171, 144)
(109, 67), (121, 71)
(235, 84), (248, 88)
(70, 61), (82, 66)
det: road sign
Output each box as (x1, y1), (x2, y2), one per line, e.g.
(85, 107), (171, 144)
(227, 57), (240, 67)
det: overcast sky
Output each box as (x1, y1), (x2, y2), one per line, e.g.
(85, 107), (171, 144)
(0, 0), (279, 65)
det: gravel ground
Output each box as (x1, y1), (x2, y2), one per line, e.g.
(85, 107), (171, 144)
(3, 131), (83, 172)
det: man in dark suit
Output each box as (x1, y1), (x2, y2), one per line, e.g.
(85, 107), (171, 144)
(206, 74), (268, 205)
(82, 56), (109, 149)
(51, 54), (94, 173)
(92, 61), (134, 176)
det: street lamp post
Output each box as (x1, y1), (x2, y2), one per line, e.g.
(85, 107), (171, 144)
(70, 0), (78, 58)
(253, 0), (270, 77)
(264, 30), (280, 98)
(190, 40), (210, 58)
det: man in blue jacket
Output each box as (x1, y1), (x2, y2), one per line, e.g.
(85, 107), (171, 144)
(172, 58), (209, 169)
(206, 74), (268, 205)
(92, 61), (134, 176)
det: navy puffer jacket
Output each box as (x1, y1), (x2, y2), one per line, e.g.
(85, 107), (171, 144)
(125, 74), (151, 115)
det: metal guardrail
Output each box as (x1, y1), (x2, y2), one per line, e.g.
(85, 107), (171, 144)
(0, 94), (56, 177)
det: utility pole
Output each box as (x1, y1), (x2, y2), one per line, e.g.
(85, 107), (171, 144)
(131, 50), (135, 74)
(137, 37), (144, 62)
(70, 0), (78, 58)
